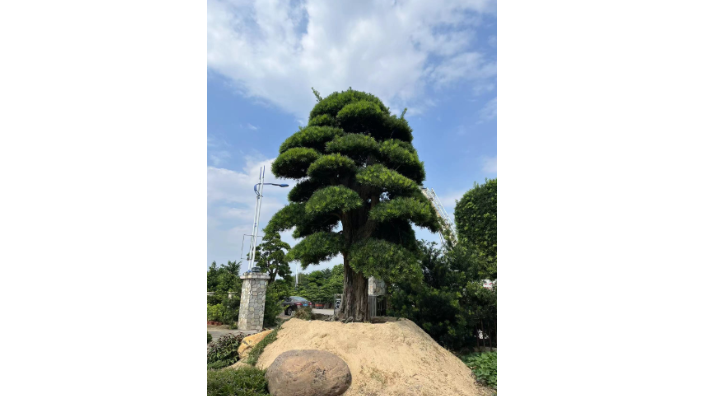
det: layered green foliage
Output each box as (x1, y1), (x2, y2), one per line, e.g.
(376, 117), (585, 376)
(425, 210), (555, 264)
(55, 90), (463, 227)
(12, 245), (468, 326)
(371, 219), (418, 251)
(265, 203), (304, 232)
(455, 179), (497, 278)
(308, 113), (336, 127)
(270, 147), (320, 179)
(369, 197), (437, 231)
(292, 215), (339, 239)
(336, 100), (387, 133)
(349, 238), (422, 284)
(287, 232), (344, 267)
(326, 134), (379, 162)
(307, 153), (357, 180)
(266, 202), (338, 239)
(356, 164), (417, 195)
(279, 126), (344, 154)
(306, 186), (362, 216)
(309, 89), (389, 120)
(267, 89), (439, 311)
(378, 139), (425, 183)
(287, 179), (322, 203)
(380, 115), (414, 142)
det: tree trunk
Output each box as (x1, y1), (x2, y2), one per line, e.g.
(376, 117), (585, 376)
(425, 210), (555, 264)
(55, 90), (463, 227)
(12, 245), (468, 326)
(338, 254), (369, 322)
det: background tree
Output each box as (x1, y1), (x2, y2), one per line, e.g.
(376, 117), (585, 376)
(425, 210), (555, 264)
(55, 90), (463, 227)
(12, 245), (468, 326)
(251, 232), (293, 284)
(207, 261), (242, 305)
(454, 178), (497, 279)
(295, 265), (344, 305)
(388, 241), (497, 349)
(266, 88), (439, 321)
(207, 262), (220, 292)
(206, 261), (243, 327)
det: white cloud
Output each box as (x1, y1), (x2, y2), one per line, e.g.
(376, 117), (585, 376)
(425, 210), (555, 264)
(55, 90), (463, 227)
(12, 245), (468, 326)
(208, 156), (293, 266)
(426, 52), (496, 87)
(246, 123), (258, 130)
(209, 150), (231, 166)
(481, 156), (497, 174)
(207, 156), (342, 273)
(478, 97), (497, 121)
(207, 0), (497, 119)
(207, 156), (294, 206)
(207, 136), (231, 148)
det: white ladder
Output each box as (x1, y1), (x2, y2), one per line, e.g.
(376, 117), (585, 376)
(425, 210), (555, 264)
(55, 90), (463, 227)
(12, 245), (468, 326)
(420, 187), (458, 250)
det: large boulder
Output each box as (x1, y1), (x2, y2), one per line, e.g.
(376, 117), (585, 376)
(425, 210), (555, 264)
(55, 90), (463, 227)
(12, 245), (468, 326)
(265, 349), (352, 396)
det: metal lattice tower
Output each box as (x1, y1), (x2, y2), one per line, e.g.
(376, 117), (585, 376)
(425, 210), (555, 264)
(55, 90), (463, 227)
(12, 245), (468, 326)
(421, 187), (458, 249)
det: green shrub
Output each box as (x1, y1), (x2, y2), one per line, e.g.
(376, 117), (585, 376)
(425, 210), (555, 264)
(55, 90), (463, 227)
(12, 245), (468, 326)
(208, 332), (213, 344)
(207, 333), (245, 368)
(208, 294), (224, 306)
(462, 352), (497, 389)
(230, 322), (238, 330)
(207, 366), (269, 396)
(208, 303), (226, 322)
(245, 326), (280, 366)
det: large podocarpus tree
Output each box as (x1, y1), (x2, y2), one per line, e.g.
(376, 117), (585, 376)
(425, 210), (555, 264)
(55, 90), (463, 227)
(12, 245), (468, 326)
(266, 88), (439, 322)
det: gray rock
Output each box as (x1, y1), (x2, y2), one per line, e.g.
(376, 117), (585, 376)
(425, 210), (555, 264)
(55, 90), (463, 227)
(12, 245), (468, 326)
(266, 350), (352, 396)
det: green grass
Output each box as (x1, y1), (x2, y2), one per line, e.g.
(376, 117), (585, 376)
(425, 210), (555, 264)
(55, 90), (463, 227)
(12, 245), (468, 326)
(245, 326), (280, 366)
(207, 366), (269, 396)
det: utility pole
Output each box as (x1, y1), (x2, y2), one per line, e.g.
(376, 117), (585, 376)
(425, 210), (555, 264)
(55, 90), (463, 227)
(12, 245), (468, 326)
(247, 167), (265, 271)
(246, 166), (289, 271)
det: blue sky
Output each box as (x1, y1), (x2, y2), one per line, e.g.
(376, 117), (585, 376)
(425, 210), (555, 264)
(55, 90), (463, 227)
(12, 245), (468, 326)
(207, 0), (497, 273)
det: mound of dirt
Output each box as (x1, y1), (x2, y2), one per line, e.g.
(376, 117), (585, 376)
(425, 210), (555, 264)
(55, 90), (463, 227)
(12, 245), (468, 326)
(255, 318), (485, 396)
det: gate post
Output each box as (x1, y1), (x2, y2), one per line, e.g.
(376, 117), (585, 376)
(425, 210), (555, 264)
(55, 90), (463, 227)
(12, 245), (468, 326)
(237, 271), (270, 331)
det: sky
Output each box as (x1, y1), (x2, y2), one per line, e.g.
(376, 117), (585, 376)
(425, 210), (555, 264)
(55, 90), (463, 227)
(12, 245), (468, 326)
(207, 0), (497, 274)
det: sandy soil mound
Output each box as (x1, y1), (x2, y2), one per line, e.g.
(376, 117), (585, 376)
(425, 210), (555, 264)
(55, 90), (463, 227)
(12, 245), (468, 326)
(255, 318), (484, 396)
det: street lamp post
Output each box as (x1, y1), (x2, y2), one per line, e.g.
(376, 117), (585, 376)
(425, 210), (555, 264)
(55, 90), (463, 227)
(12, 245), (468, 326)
(247, 166), (288, 271)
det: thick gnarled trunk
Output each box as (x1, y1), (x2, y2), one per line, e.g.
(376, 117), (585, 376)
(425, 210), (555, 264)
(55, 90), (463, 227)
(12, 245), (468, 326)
(338, 254), (368, 322)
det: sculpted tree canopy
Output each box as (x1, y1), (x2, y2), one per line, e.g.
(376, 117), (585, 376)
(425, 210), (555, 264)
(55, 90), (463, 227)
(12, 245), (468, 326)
(265, 88), (439, 321)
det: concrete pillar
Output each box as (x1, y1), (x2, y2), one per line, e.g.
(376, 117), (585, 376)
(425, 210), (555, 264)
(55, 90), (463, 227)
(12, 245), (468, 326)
(237, 272), (270, 331)
(368, 276), (386, 296)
